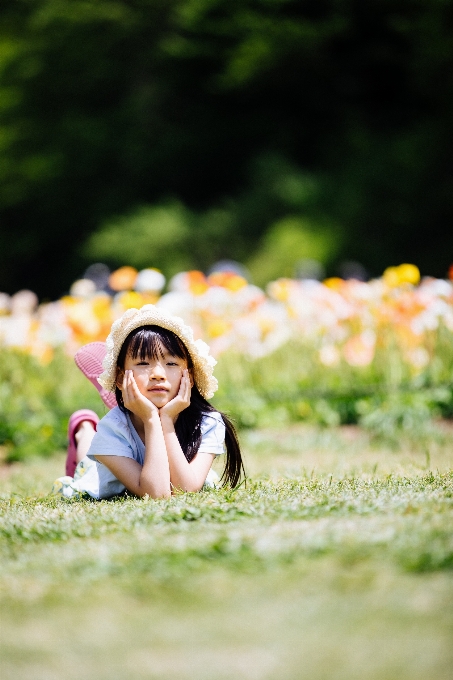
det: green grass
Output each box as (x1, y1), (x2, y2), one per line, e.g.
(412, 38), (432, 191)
(1, 425), (453, 680)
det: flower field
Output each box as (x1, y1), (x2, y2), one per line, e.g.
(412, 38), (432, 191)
(1, 263), (453, 460)
(1, 263), (452, 367)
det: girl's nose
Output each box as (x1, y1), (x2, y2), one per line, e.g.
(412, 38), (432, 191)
(149, 361), (165, 380)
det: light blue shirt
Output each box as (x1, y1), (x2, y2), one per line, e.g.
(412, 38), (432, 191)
(79, 406), (225, 499)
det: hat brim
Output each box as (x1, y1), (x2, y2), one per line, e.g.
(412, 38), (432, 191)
(97, 305), (218, 399)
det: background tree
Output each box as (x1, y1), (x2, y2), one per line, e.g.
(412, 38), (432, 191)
(0, 0), (452, 297)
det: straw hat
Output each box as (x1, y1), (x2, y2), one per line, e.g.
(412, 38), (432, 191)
(98, 304), (218, 399)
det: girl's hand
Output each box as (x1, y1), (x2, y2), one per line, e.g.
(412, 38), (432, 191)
(122, 369), (159, 422)
(159, 368), (191, 423)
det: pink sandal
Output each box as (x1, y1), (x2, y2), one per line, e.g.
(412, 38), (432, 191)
(66, 409), (100, 477)
(74, 342), (117, 410)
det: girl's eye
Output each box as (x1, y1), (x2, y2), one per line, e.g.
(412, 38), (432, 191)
(167, 361), (178, 366)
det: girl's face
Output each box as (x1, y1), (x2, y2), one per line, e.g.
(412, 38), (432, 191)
(117, 343), (192, 408)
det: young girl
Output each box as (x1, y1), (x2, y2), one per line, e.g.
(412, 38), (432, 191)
(53, 304), (244, 499)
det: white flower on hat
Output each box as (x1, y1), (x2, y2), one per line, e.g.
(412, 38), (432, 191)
(194, 338), (212, 359)
(98, 305), (218, 399)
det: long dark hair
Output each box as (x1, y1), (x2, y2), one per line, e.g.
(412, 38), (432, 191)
(115, 325), (245, 488)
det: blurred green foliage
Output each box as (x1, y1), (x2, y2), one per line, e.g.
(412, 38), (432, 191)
(0, 0), (452, 297)
(2, 337), (453, 462)
(247, 215), (338, 287)
(86, 203), (196, 278)
(0, 349), (106, 462)
(213, 340), (453, 446)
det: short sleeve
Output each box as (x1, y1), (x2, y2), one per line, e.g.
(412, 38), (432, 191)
(197, 412), (226, 455)
(87, 410), (137, 461)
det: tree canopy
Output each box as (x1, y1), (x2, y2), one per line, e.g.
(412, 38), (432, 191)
(1, 0), (452, 297)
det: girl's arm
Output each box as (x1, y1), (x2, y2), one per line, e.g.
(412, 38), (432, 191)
(96, 370), (171, 499)
(162, 421), (215, 492)
(160, 370), (215, 492)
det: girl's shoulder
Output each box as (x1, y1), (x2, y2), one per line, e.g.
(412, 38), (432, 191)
(99, 405), (127, 423)
(200, 410), (223, 431)
(97, 406), (130, 437)
(88, 406), (142, 460)
(199, 411), (226, 454)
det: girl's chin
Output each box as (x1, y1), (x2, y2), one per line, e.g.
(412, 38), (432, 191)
(146, 394), (171, 406)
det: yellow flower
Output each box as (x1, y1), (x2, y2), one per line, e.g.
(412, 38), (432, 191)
(267, 278), (292, 301)
(207, 319), (231, 338)
(92, 294), (113, 321)
(117, 291), (158, 310)
(258, 317), (275, 337)
(323, 277), (344, 291)
(383, 264), (420, 287)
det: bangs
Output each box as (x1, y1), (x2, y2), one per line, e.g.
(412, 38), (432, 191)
(119, 325), (191, 367)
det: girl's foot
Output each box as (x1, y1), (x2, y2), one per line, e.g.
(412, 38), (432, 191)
(53, 457), (97, 498)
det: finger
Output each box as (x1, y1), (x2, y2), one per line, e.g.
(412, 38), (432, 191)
(124, 370), (139, 404)
(127, 370), (137, 389)
(176, 371), (185, 398)
(184, 371), (191, 398)
(178, 370), (187, 397)
(122, 370), (130, 402)
(129, 376), (143, 403)
(182, 370), (191, 402)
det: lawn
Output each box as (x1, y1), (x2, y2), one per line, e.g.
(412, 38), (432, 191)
(1, 424), (452, 680)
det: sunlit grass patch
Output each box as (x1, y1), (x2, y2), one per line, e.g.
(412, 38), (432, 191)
(2, 473), (452, 577)
(0, 425), (452, 680)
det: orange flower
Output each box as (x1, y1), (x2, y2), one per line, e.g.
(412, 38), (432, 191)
(208, 271), (248, 291)
(109, 266), (138, 291)
(343, 332), (375, 367)
(186, 271), (209, 295)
